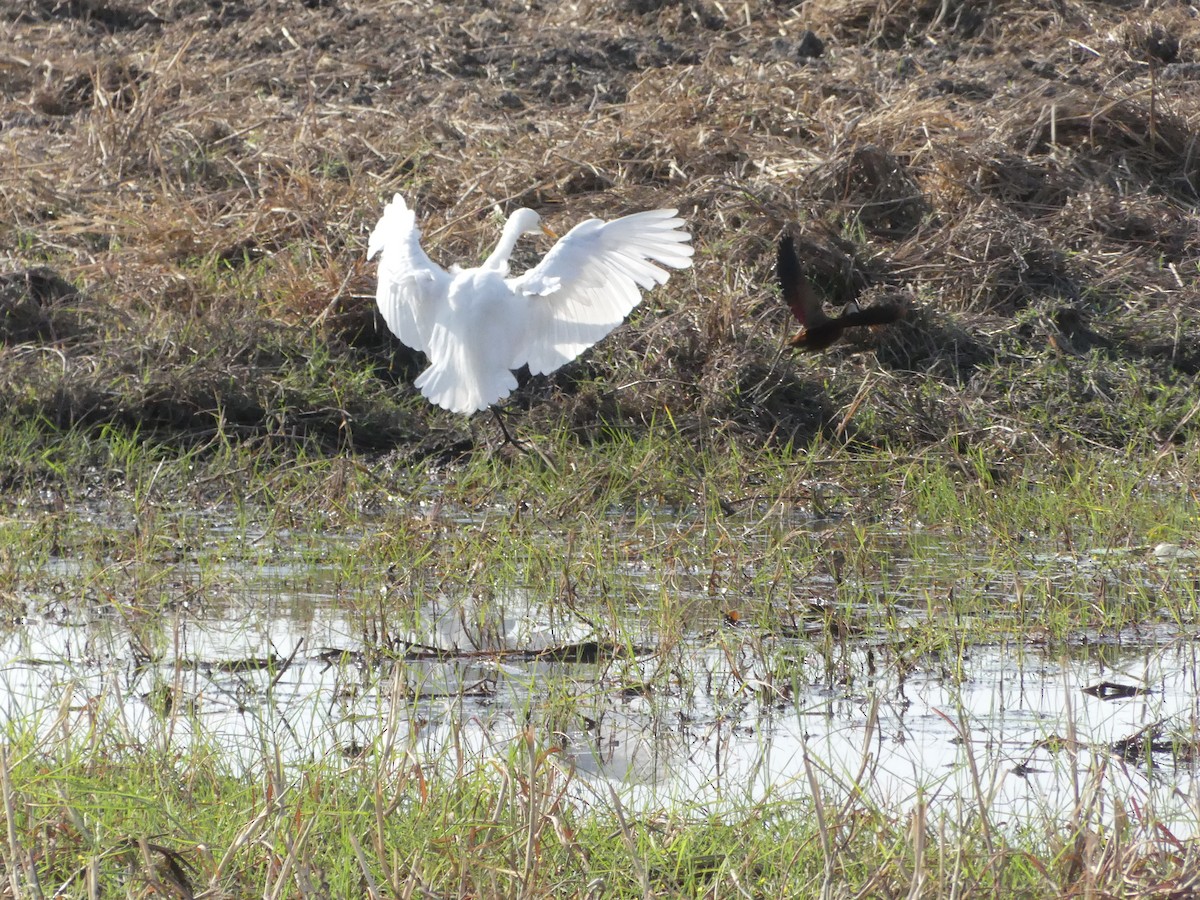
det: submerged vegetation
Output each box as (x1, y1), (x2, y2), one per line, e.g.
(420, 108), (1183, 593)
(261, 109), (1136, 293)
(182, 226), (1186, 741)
(2, 0), (1200, 895)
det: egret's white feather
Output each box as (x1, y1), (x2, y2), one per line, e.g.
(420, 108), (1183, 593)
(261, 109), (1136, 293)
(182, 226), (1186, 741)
(368, 194), (452, 356)
(369, 197), (693, 414)
(507, 209), (693, 374)
(414, 270), (526, 413)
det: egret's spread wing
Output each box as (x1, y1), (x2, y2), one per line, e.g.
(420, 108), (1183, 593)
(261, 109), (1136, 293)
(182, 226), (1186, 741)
(507, 209), (693, 374)
(368, 194), (452, 354)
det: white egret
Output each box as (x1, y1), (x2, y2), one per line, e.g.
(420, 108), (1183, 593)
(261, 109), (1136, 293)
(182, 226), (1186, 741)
(368, 195), (693, 415)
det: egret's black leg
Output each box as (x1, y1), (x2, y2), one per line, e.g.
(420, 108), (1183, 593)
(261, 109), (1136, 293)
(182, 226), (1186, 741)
(491, 406), (527, 450)
(489, 405), (559, 475)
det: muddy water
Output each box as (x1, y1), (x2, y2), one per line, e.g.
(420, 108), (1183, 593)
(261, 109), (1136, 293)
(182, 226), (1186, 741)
(2, 513), (1197, 838)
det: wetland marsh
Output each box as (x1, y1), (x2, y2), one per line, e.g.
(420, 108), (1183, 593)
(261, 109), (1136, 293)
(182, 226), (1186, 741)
(5, 0), (1200, 894)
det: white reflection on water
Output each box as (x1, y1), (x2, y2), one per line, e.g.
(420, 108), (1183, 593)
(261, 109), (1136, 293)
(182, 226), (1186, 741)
(1, 516), (1198, 841)
(1, 583), (1197, 839)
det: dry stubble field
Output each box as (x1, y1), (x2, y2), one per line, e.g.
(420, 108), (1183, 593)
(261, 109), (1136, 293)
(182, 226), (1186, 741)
(2, 0), (1200, 463)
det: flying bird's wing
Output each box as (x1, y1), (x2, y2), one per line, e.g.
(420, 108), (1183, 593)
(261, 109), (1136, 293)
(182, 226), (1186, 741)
(837, 305), (902, 329)
(506, 209), (693, 374)
(368, 194), (452, 355)
(777, 235), (829, 331)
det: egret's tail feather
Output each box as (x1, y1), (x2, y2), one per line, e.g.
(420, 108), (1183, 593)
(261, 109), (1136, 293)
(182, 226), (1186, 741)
(415, 363), (517, 416)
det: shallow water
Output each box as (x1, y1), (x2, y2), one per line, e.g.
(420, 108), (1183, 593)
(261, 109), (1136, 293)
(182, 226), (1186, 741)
(2, 505), (1198, 839)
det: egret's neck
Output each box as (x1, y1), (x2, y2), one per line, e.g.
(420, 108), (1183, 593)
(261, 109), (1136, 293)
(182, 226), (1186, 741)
(481, 216), (528, 272)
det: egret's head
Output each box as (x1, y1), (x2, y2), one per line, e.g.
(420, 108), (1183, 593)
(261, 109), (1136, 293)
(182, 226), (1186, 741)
(510, 208), (558, 239)
(483, 206), (560, 272)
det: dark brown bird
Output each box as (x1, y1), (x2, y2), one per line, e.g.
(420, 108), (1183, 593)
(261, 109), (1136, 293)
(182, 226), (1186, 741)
(777, 235), (900, 352)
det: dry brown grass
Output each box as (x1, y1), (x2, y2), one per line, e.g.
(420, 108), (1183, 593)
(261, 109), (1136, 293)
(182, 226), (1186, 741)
(2, 0), (1199, 458)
